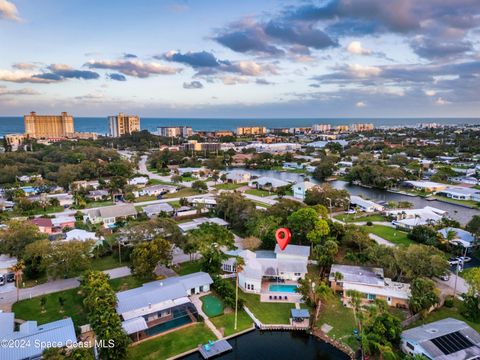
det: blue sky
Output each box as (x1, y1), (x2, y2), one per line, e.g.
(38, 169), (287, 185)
(0, 0), (479, 117)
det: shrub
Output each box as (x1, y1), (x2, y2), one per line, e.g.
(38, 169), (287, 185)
(444, 296), (454, 308)
(366, 221), (373, 226)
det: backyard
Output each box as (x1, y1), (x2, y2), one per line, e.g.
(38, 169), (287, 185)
(245, 189), (273, 197)
(214, 182), (246, 190)
(334, 213), (386, 223)
(201, 294), (224, 317)
(174, 260), (202, 276)
(127, 323), (216, 360)
(240, 291), (294, 324)
(210, 309), (254, 336)
(365, 225), (412, 246)
(163, 188), (200, 199)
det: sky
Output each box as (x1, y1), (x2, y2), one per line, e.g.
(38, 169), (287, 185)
(0, 0), (479, 118)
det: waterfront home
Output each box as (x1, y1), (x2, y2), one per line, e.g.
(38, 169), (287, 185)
(349, 195), (384, 213)
(128, 176), (149, 186)
(329, 264), (410, 308)
(222, 244), (310, 303)
(86, 204), (137, 228)
(0, 312), (77, 360)
(225, 170), (251, 183)
(248, 176), (291, 191)
(386, 206), (446, 230)
(435, 186), (480, 202)
(178, 217), (229, 233)
(283, 162), (305, 170)
(438, 227), (476, 248)
(142, 203), (175, 218)
(403, 180), (448, 192)
(132, 184), (177, 198)
(449, 176), (479, 185)
(401, 318), (480, 360)
(293, 181), (318, 201)
(116, 272), (212, 342)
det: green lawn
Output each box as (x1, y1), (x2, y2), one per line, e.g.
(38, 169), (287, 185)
(128, 323), (215, 360)
(201, 294), (224, 317)
(181, 176), (197, 182)
(240, 291), (294, 324)
(133, 195), (157, 203)
(245, 189), (272, 197)
(163, 188), (200, 199)
(408, 299), (480, 333)
(148, 179), (176, 186)
(168, 200), (181, 208)
(316, 295), (358, 350)
(210, 309), (254, 336)
(84, 200), (115, 209)
(174, 260), (202, 276)
(334, 213), (386, 223)
(365, 225), (412, 245)
(89, 255), (123, 271)
(13, 276), (144, 327)
(214, 182), (246, 190)
(433, 195), (479, 208)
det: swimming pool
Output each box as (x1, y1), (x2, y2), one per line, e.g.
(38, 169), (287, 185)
(268, 284), (298, 293)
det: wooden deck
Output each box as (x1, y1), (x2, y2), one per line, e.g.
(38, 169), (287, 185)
(198, 339), (233, 359)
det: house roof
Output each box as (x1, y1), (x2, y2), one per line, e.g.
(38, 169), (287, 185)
(178, 217), (229, 232)
(142, 203), (174, 214)
(51, 216), (75, 227)
(329, 264), (384, 286)
(274, 244), (310, 258)
(65, 229), (99, 242)
(438, 228), (475, 244)
(89, 204), (137, 219)
(252, 177), (291, 188)
(30, 217), (53, 227)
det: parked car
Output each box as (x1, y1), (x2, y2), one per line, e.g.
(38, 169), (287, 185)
(0, 274), (5, 286)
(457, 256), (472, 263)
(440, 273), (450, 281)
(6, 272), (15, 283)
(448, 258), (459, 266)
(347, 209), (356, 214)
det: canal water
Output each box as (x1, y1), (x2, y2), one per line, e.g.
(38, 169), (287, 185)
(181, 330), (350, 360)
(241, 169), (479, 225)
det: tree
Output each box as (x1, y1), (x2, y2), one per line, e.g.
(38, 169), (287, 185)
(394, 244), (449, 280)
(81, 271), (130, 360)
(192, 180), (208, 192)
(0, 220), (47, 258)
(9, 260), (25, 302)
(409, 277), (439, 317)
(466, 215), (480, 237)
(312, 159), (336, 181)
(216, 192), (257, 233)
(242, 236), (261, 250)
(171, 174), (183, 183)
(44, 240), (94, 279)
(266, 198), (304, 224)
(342, 226), (372, 252)
(408, 225), (441, 247)
(234, 256), (245, 330)
(287, 207), (330, 245)
(461, 267), (480, 321)
(131, 237), (172, 279)
(304, 184), (349, 209)
(249, 215), (281, 249)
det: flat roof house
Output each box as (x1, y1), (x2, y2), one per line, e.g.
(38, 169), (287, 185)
(86, 204), (137, 228)
(116, 272), (212, 342)
(350, 195), (384, 213)
(387, 206), (446, 230)
(178, 217), (229, 232)
(401, 318), (480, 360)
(436, 187), (480, 202)
(132, 184), (177, 198)
(329, 264), (410, 308)
(293, 181), (317, 201)
(438, 227), (476, 248)
(248, 176), (291, 190)
(404, 180), (448, 192)
(226, 170), (251, 184)
(142, 203), (175, 218)
(0, 312), (76, 360)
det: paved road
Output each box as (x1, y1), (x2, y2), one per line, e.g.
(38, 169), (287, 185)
(243, 193), (278, 206)
(368, 233), (395, 247)
(138, 155), (192, 187)
(0, 266), (131, 311)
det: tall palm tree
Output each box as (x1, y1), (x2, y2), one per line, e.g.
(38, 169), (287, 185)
(234, 256), (245, 330)
(10, 260), (25, 302)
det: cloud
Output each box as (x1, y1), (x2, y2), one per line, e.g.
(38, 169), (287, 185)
(410, 36), (473, 59)
(0, 86), (40, 96)
(12, 62), (37, 70)
(183, 81), (204, 89)
(424, 89), (436, 96)
(0, 0), (21, 22)
(435, 97), (450, 105)
(256, 78), (275, 85)
(167, 3), (189, 13)
(108, 73), (127, 81)
(123, 53), (138, 59)
(41, 64), (100, 80)
(346, 41), (372, 55)
(347, 64), (381, 78)
(85, 59), (179, 78)
(163, 50), (223, 68)
(0, 69), (56, 83)
(356, 101), (366, 107)
(221, 76), (249, 85)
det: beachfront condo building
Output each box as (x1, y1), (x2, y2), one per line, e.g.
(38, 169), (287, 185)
(312, 124), (331, 133)
(108, 113), (140, 137)
(24, 112), (74, 139)
(157, 126), (193, 138)
(350, 123), (374, 132)
(236, 126), (267, 136)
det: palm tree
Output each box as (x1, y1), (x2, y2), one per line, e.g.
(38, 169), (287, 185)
(10, 260), (25, 302)
(234, 256), (245, 330)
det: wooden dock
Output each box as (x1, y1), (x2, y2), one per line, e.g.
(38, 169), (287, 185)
(198, 339), (233, 359)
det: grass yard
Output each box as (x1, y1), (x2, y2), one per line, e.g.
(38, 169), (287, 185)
(133, 195), (157, 203)
(163, 188), (200, 199)
(365, 225), (412, 246)
(181, 176), (197, 182)
(408, 299), (480, 333)
(316, 295), (358, 350)
(84, 200), (114, 209)
(148, 179), (176, 186)
(240, 291), (293, 324)
(168, 200), (181, 208)
(174, 260), (202, 276)
(127, 323), (215, 360)
(334, 213), (386, 223)
(214, 182), (246, 190)
(210, 309), (254, 336)
(109, 275), (145, 292)
(433, 195), (479, 208)
(89, 255), (123, 272)
(245, 189), (273, 197)
(201, 294), (224, 317)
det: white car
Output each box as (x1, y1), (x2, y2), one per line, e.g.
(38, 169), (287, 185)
(457, 256), (472, 263)
(347, 209), (356, 214)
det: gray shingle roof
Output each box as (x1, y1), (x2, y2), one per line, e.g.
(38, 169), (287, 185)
(274, 244), (310, 258)
(329, 264), (384, 286)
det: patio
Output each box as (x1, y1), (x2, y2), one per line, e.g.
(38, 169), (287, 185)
(259, 279), (302, 303)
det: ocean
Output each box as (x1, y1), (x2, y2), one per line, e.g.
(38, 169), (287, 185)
(0, 117), (479, 137)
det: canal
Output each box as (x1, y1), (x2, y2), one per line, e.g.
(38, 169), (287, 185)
(241, 169), (479, 225)
(181, 330), (350, 360)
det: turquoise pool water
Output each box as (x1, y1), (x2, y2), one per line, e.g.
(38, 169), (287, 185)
(268, 284), (298, 293)
(144, 312), (192, 336)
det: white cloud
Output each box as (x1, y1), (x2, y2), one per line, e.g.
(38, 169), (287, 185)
(356, 101), (366, 107)
(0, 85), (39, 96)
(0, 0), (21, 22)
(347, 41), (372, 55)
(222, 76), (249, 85)
(424, 89), (436, 96)
(12, 63), (37, 70)
(348, 64), (381, 78)
(85, 59), (180, 78)
(0, 69), (53, 83)
(435, 97), (449, 105)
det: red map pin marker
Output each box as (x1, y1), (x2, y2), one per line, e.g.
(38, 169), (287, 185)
(275, 228), (291, 251)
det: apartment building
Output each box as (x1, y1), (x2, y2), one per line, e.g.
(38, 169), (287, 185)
(108, 113), (140, 137)
(157, 126), (193, 138)
(236, 126), (267, 136)
(312, 124), (331, 133)
(24, 112), (74, 139)
(350, 123), (374, 132)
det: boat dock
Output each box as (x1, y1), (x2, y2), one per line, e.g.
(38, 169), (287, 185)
(198, 339), (233, 359)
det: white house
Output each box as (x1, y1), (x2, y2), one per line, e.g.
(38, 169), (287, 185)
(435, 187), (480, 202)
(65, 229), (102, 244)
(133, 184), (177, 198)
(178, 217), (229, 232)
(350, 195), (384, 213)
(293, 181), (317, 201)
(225, 170), (251, 184)
(387, 206), (446, 230)
(116, 272), (213, 341)
(86, 204), (137, 228)
(142, 203), (175, 218)
(248, 176), (291, 190)
(128, 176), (149, 186)
(404, 180), (448, 192)
(401, 318), (480, 360)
